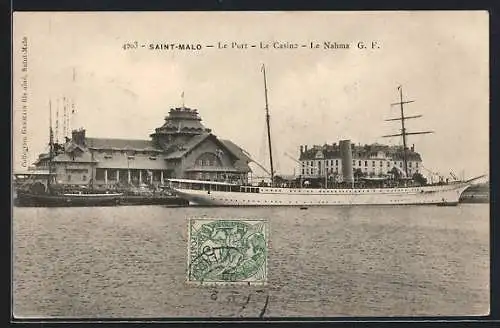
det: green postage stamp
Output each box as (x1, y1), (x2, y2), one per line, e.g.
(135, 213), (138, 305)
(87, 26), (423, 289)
(187, 218), (268, 285)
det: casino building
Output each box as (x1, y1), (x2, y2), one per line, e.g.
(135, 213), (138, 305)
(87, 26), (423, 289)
(33, 107), (252, 187)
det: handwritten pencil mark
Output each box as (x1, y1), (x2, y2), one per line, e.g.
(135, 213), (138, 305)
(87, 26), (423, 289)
(259, 294), (270, 318)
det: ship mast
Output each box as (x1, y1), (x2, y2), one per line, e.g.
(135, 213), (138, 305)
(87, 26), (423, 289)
(262, 64), (275, 187)
(48, 99), (54, 189)
(382, 85), (433, 178)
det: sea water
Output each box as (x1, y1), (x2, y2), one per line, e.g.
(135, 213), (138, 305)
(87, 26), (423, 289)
(13, 204), (489, 318)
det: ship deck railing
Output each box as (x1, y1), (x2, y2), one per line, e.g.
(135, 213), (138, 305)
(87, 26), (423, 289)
(167, 178), (459, 193)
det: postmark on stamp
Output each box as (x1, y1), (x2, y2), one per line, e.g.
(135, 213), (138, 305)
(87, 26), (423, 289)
(187, 218), (268, 285)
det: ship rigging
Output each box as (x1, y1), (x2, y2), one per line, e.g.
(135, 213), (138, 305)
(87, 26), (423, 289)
(382, 85), (434, 178)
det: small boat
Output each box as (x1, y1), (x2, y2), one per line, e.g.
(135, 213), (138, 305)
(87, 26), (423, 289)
(15, 188), (123, 207)
(436, 201), (459, 207)
(14, 179), (190, 207)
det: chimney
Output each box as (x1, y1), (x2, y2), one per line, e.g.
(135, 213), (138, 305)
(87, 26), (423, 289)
(340, 139), (354, 184)
(304, 145), (308, 152)
(300, 145), (304, 154)
(71, 128), (86, 146)
(411, 144), (415, 152)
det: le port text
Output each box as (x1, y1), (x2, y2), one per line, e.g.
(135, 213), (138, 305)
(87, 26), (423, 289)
(122, 40), (381, 52)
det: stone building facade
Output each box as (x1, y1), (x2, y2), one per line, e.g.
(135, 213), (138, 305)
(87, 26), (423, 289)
(298, 142), (423, 180)
(34, 107), (252, 187)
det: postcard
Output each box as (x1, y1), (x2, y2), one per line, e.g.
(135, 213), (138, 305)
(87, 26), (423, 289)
(12, 11), (489, 319)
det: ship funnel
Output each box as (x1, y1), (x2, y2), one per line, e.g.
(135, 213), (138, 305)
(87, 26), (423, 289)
(339, 139), (354, 184)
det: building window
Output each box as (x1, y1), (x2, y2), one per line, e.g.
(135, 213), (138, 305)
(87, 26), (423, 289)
(331, 160), (334, 166)
(67, 175), (71, 181)
(380, 161), (383, 167)
(359, 160), (362, 166)
(400, 162), (403, 167)
(196, 152), (221, 167)
(96, 168), (105, 180)
(302, 169), (305, 175)
(372, 161), (375, 167)
(409, 162), (412, 167)
(416, 162), (419, 168)
(336, 160), (338, 166)
(353, 160), (356, 166)
(364, 161), (368, 167)
(387, 162), (390, 167)
(82, 175), (86, 181)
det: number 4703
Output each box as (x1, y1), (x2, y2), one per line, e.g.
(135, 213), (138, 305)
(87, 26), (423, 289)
(122, 41), (138, 50)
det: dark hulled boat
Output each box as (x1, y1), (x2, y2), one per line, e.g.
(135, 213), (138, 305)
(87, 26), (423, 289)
(15, 190), (123, 207)
(14, 178), (123, 207)
(14, 188), (188, 207)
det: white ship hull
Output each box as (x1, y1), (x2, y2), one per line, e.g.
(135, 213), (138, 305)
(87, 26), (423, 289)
(169, 179), (477, 207)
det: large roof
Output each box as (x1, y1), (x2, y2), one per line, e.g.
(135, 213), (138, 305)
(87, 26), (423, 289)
(86, 137), (162, 152)
(152, 107), (210, 136)
(162, 134), (252, 172)
(53, 152), (96, 163)
(163, 134), (212, 159)
(220, 139), (253, 172)
(33, 151), (97, 164)
(299, 143), (422, 161)
(92, 152), (168, 170)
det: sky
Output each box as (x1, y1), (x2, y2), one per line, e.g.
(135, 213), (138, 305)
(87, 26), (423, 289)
(12, 11), (489, 179)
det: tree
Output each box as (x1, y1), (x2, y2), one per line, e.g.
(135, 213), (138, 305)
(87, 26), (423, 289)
(354, 168), (364, 180)
(389, 167), (401, 180)
(412, 172), (427, 186)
